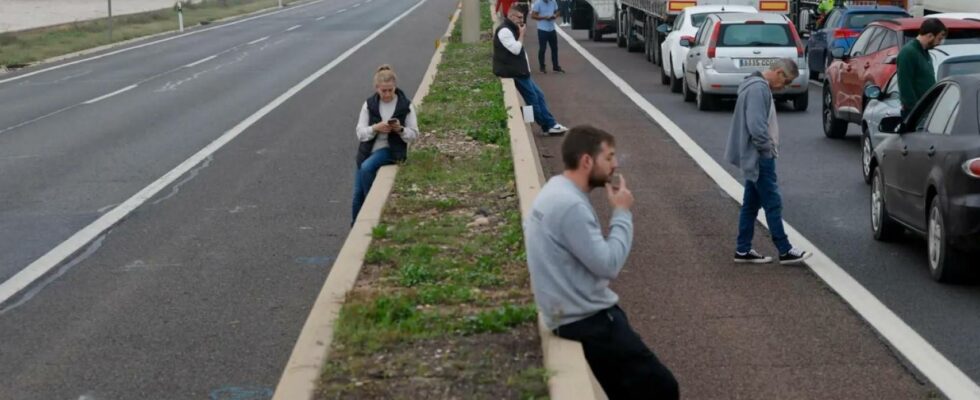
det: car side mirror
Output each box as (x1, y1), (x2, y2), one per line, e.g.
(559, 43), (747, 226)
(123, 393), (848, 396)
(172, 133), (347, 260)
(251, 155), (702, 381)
(864, 85), (882, 100)
(879, 116), (903, 134)
(831, 47), (848, 60)
(657, 23), (671, 34)
(680, 36), (695, 48)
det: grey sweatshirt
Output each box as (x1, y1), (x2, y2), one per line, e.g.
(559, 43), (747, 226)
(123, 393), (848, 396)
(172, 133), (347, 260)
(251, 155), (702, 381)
(523, 175), (633, 330)
(725, 71), (774, 183)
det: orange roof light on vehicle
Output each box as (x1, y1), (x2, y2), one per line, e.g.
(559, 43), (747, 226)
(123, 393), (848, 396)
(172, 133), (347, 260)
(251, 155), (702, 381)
(759, 0), (789, 11)
(668, 1), (696, 11)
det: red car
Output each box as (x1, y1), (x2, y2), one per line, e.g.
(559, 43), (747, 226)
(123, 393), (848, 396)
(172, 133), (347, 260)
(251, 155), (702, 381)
(822, 17), (980, 139)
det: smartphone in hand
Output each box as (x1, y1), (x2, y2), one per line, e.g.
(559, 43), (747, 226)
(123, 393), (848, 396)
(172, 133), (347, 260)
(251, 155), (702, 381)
(387, 118), (398, 125)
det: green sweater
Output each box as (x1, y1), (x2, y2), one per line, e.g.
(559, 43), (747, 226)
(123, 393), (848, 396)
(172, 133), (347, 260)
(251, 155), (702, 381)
(897, 39), (935, 110)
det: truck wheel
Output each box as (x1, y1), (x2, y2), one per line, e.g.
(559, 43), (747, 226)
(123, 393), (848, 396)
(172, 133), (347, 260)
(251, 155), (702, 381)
(625, 10), (641, 52)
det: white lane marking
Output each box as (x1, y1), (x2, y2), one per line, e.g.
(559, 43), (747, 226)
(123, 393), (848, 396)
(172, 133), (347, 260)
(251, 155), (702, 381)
(184, 54), (217, 68)
(366, 0), (372, 2)
(0, 0), (432, 309)
(556, 28), (980, 400)
(286, 24), (302, 32)
(247, 36), (269, 45)
(337, 8), (348, 13)
(0, 104), (79, 135)
(316, 16), (326, 21)
(0, 0), (325, 86)
(353, 3), (361, 8)
(82, 84), (138, 104)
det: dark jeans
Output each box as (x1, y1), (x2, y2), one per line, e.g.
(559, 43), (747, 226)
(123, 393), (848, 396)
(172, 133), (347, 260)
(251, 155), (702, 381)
(559, 0), (571, 24)
(737, 156), (792, 254)
(352, 147), (393, 225)
(538, 29), (560, 69)
(554, 306), (679, 400)
(513, 76), (557, 130)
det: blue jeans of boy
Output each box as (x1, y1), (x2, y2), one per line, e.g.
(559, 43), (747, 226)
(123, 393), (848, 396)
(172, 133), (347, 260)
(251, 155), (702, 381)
(352, 147), (393, 225)
(736, 157), (792, 255)
(513, 76), (557, 131)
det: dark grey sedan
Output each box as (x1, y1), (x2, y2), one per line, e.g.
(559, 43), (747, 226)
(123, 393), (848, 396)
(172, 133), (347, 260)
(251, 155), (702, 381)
(869, 74), (980, 283)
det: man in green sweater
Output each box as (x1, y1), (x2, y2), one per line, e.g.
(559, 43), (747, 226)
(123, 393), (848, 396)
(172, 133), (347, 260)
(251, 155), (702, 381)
(897, 18), (947, 117)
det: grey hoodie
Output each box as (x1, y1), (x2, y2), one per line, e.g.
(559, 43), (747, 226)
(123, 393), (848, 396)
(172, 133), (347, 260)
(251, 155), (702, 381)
(725, 71), (774, 183)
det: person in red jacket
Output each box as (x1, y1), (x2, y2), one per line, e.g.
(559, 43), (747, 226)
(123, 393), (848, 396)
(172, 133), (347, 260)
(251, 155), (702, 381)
(495, 0), (515, 19)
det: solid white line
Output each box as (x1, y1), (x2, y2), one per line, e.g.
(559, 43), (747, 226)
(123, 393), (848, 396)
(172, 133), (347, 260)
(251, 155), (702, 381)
(184, 54), (217, 68)
(82, 84), (138, 104)
(0, 0), (432, 311)
(316, 16), (326, 21)
(247, 36), (269, 45)
(286, 24), (302, 32)
(0, 0), (324, 86)
(556, 28), (980, 400)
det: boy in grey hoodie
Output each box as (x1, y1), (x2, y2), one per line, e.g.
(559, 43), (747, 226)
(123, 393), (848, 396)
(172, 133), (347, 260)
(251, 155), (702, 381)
(724, 59), (811, 265)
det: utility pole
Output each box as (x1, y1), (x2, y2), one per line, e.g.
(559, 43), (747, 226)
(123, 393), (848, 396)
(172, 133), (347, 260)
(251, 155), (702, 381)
(107, 0), (113, 41)
(461, 0), (479, 43)
(176, 1), (184, 32)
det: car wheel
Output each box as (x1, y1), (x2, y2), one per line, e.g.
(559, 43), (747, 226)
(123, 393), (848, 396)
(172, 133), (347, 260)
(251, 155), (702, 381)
(871, 169), (902, 241)
(669, 59), (683, 93)
(696, 78), (715, 111)
(822, 83), (848, 138)
(927, 199), (970, 283)
(660, 54), (670, 85)
(861, 129), (874, 185)
(682, 70), (695, 102)
(793, 92), (809, 112)
(592, 13), (602, 42)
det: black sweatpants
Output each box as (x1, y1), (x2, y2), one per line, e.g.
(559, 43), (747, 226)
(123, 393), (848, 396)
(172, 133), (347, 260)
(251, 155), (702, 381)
(554, 305), (679, 400)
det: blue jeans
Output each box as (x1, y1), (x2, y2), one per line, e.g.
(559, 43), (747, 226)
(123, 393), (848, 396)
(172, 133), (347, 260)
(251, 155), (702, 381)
(737, 157), (792, 255)
(513, 76), (557, 130)
(559, 0), (571, 24)
(352, 147), (393, 225)
(538, 29), (559, 69)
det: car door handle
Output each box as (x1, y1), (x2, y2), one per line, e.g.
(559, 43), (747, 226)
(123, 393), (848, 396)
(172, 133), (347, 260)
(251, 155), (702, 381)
(901, 145), (908, 156)
(864, 62), (871, 68)
(928, 146), (936, 157)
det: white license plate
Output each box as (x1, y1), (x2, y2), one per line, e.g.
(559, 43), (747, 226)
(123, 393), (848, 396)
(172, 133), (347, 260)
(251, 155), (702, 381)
(739, 58), (777, 67)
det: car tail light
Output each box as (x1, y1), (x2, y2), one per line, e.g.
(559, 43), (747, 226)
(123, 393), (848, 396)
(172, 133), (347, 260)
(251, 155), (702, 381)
(707, 23), (721, 58)
(833, 28), (860, 39)
(964, 158), (980, 178)
(788, 21), (804, 58)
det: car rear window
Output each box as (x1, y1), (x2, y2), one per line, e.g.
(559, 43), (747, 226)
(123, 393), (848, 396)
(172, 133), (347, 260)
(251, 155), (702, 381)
(903, 29), (980, 45)
(719, 23), (793, 47)
(692, 13), (711, 28)
(844, 13), (906, 29)
(939, 59), (980, 79)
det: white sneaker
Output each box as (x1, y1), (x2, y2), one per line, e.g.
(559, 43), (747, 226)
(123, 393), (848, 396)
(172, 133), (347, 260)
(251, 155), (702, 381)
(547, 124), (568, 135)
(779, 248), (812, 265)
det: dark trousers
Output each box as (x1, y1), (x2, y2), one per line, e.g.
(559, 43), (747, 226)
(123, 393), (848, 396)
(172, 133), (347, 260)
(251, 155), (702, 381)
(351, 147), (393, 225)
(554, 306), (679, 400)
(736, 157), (791, 255)
(559, 0), (572, 24)
(538, 29), (559, 69)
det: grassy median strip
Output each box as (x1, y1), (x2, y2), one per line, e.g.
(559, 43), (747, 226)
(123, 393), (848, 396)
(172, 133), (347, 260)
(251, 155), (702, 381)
(316, 3), (548, 399)
(0, 0), (283, 68)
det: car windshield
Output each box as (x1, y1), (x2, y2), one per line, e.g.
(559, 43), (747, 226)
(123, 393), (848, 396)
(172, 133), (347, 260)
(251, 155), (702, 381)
(938, 59), (980, 79)
(844, 12), (906, 29)
(719, 24), (793, 47)
(903, 29), (980, 45)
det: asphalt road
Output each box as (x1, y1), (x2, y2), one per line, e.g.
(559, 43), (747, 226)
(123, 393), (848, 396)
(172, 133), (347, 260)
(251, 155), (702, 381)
(560, 29), (980, 383)
(0, 0), (455, 398)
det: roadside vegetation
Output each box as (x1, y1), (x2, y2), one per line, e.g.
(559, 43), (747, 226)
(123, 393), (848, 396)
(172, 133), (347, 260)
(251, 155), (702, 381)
(316, 2), (548, 399)
(0, 0), (285, 68)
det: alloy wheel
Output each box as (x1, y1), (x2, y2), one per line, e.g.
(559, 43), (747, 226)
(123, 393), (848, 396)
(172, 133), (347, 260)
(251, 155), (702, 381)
(929, 205), (943, 273)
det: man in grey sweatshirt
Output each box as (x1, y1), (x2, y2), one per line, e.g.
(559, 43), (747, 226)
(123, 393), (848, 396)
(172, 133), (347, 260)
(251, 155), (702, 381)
(524, 125), (678, 399)
(724, 59), (811, 265)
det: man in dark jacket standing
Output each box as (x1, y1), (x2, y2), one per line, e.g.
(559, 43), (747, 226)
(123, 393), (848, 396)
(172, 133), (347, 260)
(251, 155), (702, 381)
(725, 59), (811, 265)
(494, 8), (568, 135)
(898, 18), (946, 116)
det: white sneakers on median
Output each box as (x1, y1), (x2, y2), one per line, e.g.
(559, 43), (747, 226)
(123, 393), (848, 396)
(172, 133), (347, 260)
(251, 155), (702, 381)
(547, 123), (568, 135)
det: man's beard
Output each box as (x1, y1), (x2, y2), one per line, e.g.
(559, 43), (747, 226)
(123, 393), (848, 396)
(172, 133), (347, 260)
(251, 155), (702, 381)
(587, 169), (610, 189)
